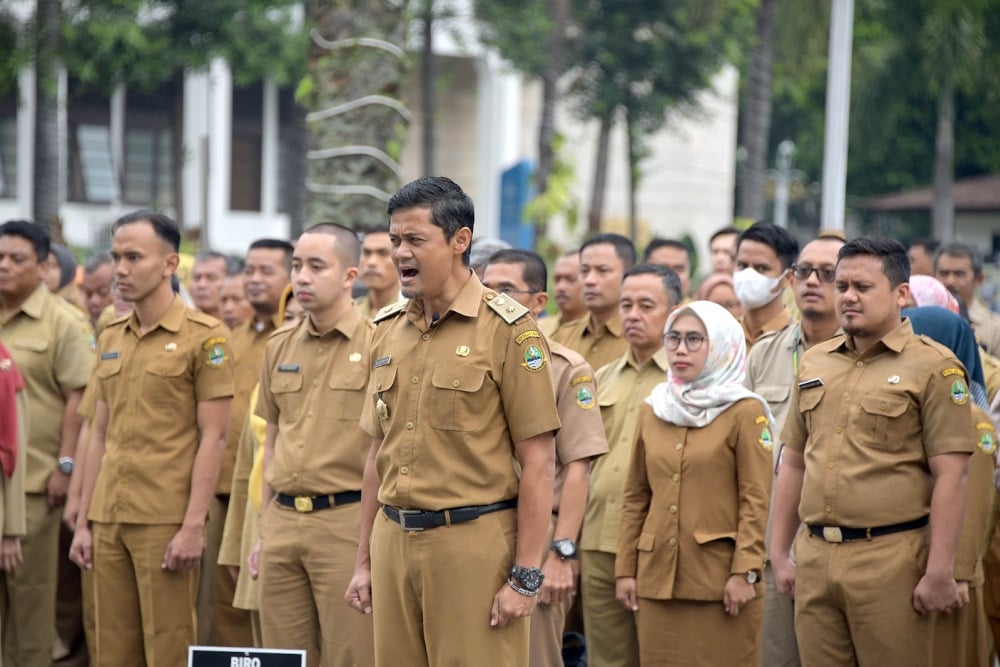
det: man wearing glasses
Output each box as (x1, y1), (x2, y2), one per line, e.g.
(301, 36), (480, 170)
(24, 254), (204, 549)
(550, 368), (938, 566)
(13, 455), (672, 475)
(744, 234), (845, 667)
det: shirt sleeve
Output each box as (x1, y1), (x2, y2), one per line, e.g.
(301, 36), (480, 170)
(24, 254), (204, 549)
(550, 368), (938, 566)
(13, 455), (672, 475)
(554, 357), (608, 464)
(53, 311), (95, 393)
(499, 321), (561, 444)
(193, 323), (235, 403)
(731, 400), (773, 574)
(615, 406), (652, 579)
(922, 357), (977, 457)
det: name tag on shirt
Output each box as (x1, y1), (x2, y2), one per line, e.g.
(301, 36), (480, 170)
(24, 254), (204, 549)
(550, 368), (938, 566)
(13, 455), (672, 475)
(277, 364), (301, 373)
(374, 356), (391, 369)
(100, 351), (120, 361)
(798, 378), (823, 390)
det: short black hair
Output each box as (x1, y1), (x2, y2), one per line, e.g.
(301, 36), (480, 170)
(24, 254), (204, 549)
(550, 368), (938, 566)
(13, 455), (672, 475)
(838, 235), (909, 288)
(484, 248), (547, 294)
(622, 263), (683, 307)
(909, 237), (940, 256)
(643, 238), (689, 263)
(387, 177), (475, 265)
(363, 225), (390, 236)
(710, 226), (741, 244)
(248, 238), (294, 271)
(935, 242), (983, 278)
(111, 210), (181, 252)
(84, 252), (112, 274)
(737, 222), (799, 270)
(580, 233), (637, 269)
(299, 222), (362, 267)
(0, 220), (51, 261)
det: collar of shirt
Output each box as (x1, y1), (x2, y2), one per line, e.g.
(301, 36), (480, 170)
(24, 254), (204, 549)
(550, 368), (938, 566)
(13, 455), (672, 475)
(742, 306), (792, 343)
(404, 271), (482, 329)
(303, 304), (363, 340)
(124, 294), (186, 335)
(837, 317), (911, 356)
(611, 346), (669, 374)
(12, 283), (48, 320)
(585, 312), (623, 338)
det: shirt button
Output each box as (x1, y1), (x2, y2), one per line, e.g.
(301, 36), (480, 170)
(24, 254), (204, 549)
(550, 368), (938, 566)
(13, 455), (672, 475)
(298, 442), (304, 449)
(318, 348), (326, 354)
(307, 410), (314, 417)
(827, 462), (836, 469)
(672, 473), (680, 482)
(835, 426), (843, 434)
(400, 466), (409, 474)
(842, 392), (850, 399)
(406, 422), (414, 430)
(856, 361), (864, 367)
(668, 537), (677, 546)
(825, 505), (832, 513)
(669, 505), (678, 514)
(452, 380), (460, 388)
(411, 376), (419, 384)
(879, 402), (887, 410)
(675, 443), (683, 451)
(292, 473), (299, 480)
(422, 334), (430, 341)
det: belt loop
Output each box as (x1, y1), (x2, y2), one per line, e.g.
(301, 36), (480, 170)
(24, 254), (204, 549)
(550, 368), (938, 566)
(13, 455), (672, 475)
(444, 509), (453, 526)
(866, 527), (872, 541)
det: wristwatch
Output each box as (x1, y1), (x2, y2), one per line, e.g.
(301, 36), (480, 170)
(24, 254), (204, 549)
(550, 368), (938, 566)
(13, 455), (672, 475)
(745, 570), (760, 585)
(551, 538), (579, 560)
(509, 564), (545, 597)
(57, 457), (74, 476)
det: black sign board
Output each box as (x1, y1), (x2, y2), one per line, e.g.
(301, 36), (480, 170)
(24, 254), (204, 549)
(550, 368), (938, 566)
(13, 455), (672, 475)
(189, 646), (306, 667)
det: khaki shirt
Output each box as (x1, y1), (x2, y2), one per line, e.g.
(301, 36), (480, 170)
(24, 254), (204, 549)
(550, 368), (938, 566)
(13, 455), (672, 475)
(94, 304), (119, 339)
(353, 293), (404, 321)
(219, 315), (281, 494)
(0, 284), (93, 492)
(580, 348), (669, 554)
(616, 399), (772, 600)
(551, 313), (629, 372)
(741, 307), (792, 349)
(970, 299), (1000, 358)
(539, 314), (580, 340)
(955, 405), (997, 586)
(781, 319), (976, 527)
(89, 296), (234, 524)
(360, 274), (561, 510)
(982, 349), (1000, 404)
(256, 307), (373, 495)
(548, 342), (608, 512)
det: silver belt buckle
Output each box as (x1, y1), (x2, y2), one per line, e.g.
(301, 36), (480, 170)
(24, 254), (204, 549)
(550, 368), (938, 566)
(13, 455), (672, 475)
(396, 509), (424, 531)
(822, 526), (844, 543)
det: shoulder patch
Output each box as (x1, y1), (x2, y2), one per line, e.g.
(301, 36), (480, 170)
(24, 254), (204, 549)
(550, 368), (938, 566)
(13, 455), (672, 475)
(486, 293), (529, 324)
(373, 300), (408, 323)
(942, 367), (965, 377)
(978, 425), (996, 455)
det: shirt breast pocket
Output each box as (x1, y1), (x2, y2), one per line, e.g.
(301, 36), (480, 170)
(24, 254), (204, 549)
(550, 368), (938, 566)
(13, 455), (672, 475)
(798, 387), (824, 432)
(859, 393), (910, 451)
(142, 358), (189, 396)
(270, 371), (305, 420)
(326, 368), (367, 421)
(372, 366), (397, 427)
(429, 365), (488, 432)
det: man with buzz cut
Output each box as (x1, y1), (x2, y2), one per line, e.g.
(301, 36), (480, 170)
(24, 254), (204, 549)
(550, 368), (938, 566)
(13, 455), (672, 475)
(482, 249), (608, 667)
(355, 226), (402, 320)
(345, 176), (561, 666)
(69, 210), (234, 666)
(248, 223), (375, 666)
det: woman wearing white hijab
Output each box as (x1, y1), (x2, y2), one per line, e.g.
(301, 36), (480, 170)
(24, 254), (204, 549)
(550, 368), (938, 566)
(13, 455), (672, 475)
(615, 300), (774, 666)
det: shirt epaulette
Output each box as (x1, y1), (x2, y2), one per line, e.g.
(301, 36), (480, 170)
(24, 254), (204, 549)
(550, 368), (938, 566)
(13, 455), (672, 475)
(186, 310), (222, 328)
(374, 300), (408, 323)
(485, 293), (530, 325)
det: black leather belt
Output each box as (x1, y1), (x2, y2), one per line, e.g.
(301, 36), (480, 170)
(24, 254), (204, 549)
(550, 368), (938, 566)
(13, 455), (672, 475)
(276, 490), (362, 513)
(383, 498), (518, 531)
(808, 516), (929, 543)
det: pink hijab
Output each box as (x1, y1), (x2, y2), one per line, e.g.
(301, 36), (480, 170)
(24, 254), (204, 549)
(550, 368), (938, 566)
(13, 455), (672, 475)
(909, 275), (959, 313)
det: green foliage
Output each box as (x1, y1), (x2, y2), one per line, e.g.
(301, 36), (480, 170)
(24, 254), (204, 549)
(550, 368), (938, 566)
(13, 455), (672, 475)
(524, 132), (579, 230)
(473, 0), (554, 78)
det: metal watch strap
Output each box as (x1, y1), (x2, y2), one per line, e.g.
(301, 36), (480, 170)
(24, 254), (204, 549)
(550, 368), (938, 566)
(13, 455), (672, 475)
(507, 577), (538, 597)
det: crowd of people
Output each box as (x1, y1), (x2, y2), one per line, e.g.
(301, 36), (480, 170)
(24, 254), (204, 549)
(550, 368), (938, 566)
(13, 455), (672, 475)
(0, 174), (999, 667)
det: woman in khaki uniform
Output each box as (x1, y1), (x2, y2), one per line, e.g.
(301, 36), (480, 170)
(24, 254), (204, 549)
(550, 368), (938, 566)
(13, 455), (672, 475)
(616, 300), (773, 666)
(905, 306), (999, 667)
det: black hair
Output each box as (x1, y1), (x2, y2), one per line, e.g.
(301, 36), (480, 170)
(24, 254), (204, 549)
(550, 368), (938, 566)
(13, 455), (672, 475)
(710, 226), (741, 244)
(111, 210), (181, 252)
(387, 177), (475, 265)
(737, 222), (799, 270)
(300, 222), (362, 267)
(623, 263), (683, 307)
(935, 242), (983, 278)
(0, 219), (51, 261)
(909, 237), (941, 256)
(580, 233), (637, 269)
(838, 235), (910, 288)
(484, 248), (547, 294)
(643, 238), (689, 263)
(248, 238), (294, 271)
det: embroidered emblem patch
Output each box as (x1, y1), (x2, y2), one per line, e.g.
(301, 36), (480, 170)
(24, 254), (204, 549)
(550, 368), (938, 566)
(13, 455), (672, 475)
(950, 379), (969, 405)
(979, 430), (996, 455)
(515, 330), (541, 345)
(522, 344), (546, 372)
(206, 345), (227, 369)
(571, 375), (592, 386)
(759, 426), (774, 452)
(576, 387), (595, 409)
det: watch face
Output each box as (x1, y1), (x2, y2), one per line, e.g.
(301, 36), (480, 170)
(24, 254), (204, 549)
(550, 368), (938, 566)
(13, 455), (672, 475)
(555, 540), (576, 558)
(747, 571), (759, 585)
(512, 565), (544, 591)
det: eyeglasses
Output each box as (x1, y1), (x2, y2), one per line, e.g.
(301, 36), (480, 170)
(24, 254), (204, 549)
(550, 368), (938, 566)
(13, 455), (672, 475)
(664, 332), (706, 351)
(792, 264), (836, 283)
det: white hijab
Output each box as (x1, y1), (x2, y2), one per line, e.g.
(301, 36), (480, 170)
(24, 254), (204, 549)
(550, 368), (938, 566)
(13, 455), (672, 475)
(646, 300), (773, 428)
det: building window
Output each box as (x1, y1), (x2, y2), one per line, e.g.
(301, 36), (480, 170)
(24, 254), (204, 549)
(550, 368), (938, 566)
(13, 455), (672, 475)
(231, 82), (263, 212)
(67, 81), (114, 203)
(124, 83), (176, 209)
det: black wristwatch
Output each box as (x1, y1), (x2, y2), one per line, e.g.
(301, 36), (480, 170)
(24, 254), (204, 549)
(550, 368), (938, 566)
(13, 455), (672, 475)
(509, 564), (545, 597)
(551, 538), (579, 560)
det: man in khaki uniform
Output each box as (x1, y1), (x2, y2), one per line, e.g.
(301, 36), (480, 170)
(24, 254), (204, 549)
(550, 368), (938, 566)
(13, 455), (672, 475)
(81, 254), (114, 328)
(218, 267), (254, 331)
(644, 238), (692, 299)
(771, 236), (976, 666)
(734, 222), (798, 348)
(211, 238), (291, 646)
(355, 226), (402, 319)
(580, 264), (682, 667)
(245, 224), (375, 666)
(540, 251), (586, 338)
(745, 235), (844, 667)
(935, 242), (1000, 356)
(345, 177), (561, 666)
(69, 210), (234, 666)
(0, 221), (92, 667)
(482, 249), (609, 667)
(552, 234), (635, 370)
(190, 250), (233, 322)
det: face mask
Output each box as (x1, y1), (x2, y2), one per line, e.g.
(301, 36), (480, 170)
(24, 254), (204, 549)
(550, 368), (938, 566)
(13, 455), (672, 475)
(733, 267), (785, 310)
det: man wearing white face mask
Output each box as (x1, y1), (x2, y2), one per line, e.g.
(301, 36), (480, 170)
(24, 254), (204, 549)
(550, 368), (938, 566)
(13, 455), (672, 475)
(733, 222), (799, 348)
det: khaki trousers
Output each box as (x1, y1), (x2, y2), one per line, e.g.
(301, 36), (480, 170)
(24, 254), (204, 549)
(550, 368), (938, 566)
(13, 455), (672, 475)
(982, 524), (1000, 652)
(636, 596), (763, 666)
(1, 493), (60, 667)
(53, 522), (88, 666)
(580, 549), (639, 667)
(259, 500), (374, 667)
(202, 495), (252, 646)
(794, 528), (933, 666)
(370, 508), (527, 666)
(763, 562), (800, 667)
(92, 522), (199, 667)
(931, 584), (991, 667)
(528, 590), (570, 667)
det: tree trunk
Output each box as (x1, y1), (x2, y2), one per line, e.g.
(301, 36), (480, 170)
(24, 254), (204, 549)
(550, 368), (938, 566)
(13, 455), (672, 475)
(286, 98), (309, 238)
(33, 0), (60, 236)
(626, 108), (638, 243)
(421, 0), (434, 176)
(587, 109), (613, 236)
(931, 74), (955, 241)
(532, 0), (568, 245)
(170, 70), (185, 226)
(736, 0), (775, 222)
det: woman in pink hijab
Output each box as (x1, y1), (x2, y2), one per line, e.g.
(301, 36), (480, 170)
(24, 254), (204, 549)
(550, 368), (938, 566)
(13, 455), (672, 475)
(906, 275), (960, 313)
